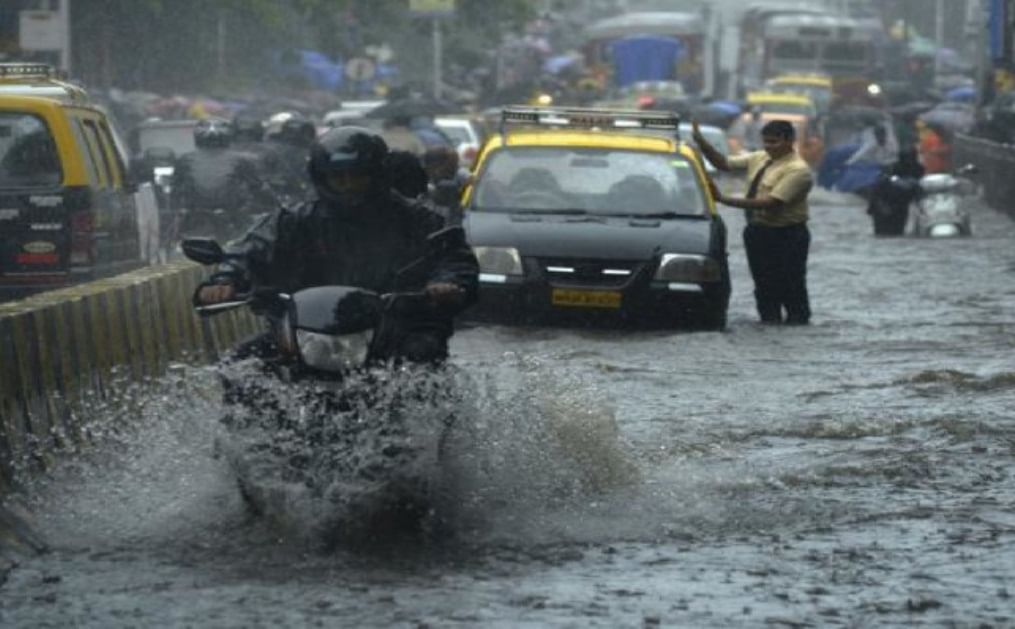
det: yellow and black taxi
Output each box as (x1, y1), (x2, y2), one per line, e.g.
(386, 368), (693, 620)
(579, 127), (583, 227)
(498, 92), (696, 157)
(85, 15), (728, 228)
(462, 106), (730, 329)
(0, 91), (141, 299)
(0, 62), (90, 104)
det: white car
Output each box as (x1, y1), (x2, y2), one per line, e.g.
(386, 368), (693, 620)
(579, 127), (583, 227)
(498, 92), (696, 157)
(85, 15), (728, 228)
(435, 117), (485, 168)
(678, 122), (730, 177)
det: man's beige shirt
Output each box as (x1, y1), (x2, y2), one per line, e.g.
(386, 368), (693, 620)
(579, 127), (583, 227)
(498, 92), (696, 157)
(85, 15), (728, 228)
(727, 150), (813, 227)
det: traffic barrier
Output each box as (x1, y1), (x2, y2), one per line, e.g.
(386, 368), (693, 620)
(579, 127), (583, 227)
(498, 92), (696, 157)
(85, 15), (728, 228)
(953, 134), (1015, 218)
(0, 260), (263, 495)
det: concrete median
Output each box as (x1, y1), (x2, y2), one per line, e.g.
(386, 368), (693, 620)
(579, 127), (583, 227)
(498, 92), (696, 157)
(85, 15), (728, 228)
(0, 260), (262, 496)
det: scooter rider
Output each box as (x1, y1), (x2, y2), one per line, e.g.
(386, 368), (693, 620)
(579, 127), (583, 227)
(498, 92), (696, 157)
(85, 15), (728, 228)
(172, 117), (269, 240)
(195, 126), (479, 363)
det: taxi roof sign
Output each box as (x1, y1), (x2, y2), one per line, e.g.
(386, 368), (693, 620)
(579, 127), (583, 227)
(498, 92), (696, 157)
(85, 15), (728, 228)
(500, 106), (680, 134)
(0, 63), (55, 79)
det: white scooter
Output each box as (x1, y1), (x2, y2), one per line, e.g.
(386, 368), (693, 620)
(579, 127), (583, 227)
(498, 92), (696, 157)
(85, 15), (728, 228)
(912, 165), (977, 238)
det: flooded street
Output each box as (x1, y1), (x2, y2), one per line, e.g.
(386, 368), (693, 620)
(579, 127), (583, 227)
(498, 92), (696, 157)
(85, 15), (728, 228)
(3, 195), (1015, 628)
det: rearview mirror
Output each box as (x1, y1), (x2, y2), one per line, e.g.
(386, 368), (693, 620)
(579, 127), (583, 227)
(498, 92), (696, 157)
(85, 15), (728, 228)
(182, 238), (225, 265)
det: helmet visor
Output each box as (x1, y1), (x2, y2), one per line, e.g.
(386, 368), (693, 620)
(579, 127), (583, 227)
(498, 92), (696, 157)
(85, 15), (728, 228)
(322, 170), (372, 197)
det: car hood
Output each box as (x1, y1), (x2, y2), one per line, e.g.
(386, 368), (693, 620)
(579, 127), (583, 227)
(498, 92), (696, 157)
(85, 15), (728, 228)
(464, 211), (714, 260)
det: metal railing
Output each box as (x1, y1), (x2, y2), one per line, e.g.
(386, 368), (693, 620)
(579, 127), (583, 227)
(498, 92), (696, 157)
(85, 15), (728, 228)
(953, 133), (1015, 219)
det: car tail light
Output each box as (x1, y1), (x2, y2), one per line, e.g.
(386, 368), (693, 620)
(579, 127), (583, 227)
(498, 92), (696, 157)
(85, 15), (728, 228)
(637, 95), (656, 110)
(70, 212), (94, 266)
(461, 146), (478, 169)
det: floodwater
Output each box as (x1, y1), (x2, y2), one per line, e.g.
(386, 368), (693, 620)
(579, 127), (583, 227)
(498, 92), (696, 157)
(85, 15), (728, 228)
(2, 194), (1015, 628)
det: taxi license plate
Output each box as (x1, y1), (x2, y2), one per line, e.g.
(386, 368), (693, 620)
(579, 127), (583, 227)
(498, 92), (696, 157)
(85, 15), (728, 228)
(551, 289), (622, 309)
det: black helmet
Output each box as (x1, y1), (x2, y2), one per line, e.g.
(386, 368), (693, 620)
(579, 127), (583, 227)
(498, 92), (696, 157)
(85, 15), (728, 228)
(308, 126), (388, 204)
(265, 111), (316, 147)
(193, 117), (233, 148)
(231, 113), (264, 142)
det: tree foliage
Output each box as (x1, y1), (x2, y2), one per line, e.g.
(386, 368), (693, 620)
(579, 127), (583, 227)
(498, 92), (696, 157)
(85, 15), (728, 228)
(69, 0), (538, 93)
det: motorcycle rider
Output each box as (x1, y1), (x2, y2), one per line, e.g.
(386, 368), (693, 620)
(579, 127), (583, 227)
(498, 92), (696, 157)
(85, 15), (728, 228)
(195, 126), (479, 364)
(172, 117), (269, 242)
(869, 147), (925, 236)
(261, 111), (318, 205)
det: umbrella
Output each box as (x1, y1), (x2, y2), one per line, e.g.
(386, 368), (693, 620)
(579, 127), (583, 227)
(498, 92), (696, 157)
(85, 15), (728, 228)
(919, 103), (974, 133)
(542, 53), (584, 75)
(945, 86), (976, 103)
(707, 100), (743, 116)
(889, 101), (937, 117)
(365, 96), (456, 120)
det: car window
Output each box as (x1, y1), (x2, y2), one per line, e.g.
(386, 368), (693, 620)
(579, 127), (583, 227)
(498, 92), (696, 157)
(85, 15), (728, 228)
(753, 102), (814, 117)
(69, 118), (101, 187)
(0, 112), (62, 188)
(93, 120), (126, 187)
(83, 119), (115, 187)
(437, 123), (474, 145)
(474, 147), (706, 216)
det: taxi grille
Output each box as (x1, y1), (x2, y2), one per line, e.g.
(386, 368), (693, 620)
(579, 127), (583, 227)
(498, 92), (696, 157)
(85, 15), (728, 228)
(538, 258), (642, 287)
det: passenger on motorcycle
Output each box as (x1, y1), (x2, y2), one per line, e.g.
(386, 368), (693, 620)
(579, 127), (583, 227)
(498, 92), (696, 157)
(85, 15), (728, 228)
(261, 111), (318, 205)
(171, 117), (271, 242)
(195, 126), (479, 364)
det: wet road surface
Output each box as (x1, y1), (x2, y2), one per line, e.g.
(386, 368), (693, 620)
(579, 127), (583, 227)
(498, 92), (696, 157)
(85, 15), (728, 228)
(2, 193), (1015, 627)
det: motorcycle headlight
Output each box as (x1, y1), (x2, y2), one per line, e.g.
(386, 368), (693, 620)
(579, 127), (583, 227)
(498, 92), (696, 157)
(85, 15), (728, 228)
(653, 254), (721, 282)
(929, 224), (960, 238)
(296, 329), (373, 372)
(474, 246), (523, 282)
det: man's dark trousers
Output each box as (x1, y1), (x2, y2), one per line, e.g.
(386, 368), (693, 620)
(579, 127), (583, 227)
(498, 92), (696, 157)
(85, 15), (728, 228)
(743, 222), (811, 324)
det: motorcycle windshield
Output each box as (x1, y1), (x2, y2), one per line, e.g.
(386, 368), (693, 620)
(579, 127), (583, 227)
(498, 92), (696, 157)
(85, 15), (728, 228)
(291, 286), (382, 334)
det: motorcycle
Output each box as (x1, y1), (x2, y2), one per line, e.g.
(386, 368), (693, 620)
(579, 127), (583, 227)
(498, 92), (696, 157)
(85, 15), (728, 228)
(912, 165), (977, 238)
(182, 227), (467, 539)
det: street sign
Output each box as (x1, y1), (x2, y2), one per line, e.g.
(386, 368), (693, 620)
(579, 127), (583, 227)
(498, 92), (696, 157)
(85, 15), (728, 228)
(18, 10), (66, 52)
(345, 57), (377, 82)
(409, 0), (455, 18)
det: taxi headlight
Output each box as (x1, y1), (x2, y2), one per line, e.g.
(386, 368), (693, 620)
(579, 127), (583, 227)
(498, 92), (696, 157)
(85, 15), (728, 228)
(474, 246), (523, 276)
(296, 329), (373, 372)
(653, 254), (720, 282)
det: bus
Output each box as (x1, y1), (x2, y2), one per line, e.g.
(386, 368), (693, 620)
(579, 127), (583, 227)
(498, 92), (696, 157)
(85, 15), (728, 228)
(582, 12), (710, 95)
(738, 7), (883, 96)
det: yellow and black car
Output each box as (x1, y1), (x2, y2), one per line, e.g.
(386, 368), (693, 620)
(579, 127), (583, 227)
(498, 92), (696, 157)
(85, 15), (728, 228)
(0, 93), (141, 299)
(462, 106), (730, 330)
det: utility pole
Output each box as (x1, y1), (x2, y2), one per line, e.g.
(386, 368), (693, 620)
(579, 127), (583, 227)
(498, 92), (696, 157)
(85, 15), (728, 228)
(934, 0), (945, 77)
(216, 9), (227, 82)
(432, 17), (443, 100)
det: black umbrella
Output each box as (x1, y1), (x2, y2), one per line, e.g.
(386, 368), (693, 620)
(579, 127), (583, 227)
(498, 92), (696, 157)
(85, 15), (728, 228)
(889, 101), (937, 118)
(365, 96), (456, 120)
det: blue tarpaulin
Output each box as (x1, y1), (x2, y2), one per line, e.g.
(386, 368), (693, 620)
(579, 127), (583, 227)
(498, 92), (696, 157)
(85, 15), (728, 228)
(609, 35), (684, 88)
(274, 49), (344, 91)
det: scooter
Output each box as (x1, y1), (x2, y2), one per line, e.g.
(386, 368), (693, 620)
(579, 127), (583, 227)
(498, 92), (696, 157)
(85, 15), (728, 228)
(912, 165), (977, 238)
(182, 228), (465, 538)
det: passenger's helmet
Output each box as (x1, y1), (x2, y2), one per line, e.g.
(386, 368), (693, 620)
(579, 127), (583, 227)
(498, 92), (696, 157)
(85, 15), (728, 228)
(308, 126), (388, 205)
(193, 117), (233, 148)
(265, 111), (316, 147)
(231, 113), (264, 143)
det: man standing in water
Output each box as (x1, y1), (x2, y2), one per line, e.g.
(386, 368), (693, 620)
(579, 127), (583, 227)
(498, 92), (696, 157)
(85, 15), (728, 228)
(692, 119), (814, 325)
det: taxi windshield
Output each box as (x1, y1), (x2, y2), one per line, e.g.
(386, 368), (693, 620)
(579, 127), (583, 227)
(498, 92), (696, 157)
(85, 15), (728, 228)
(752, 101), (814, 117)
(0, 112), (62, 189)
(474, 147), (706, 216)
